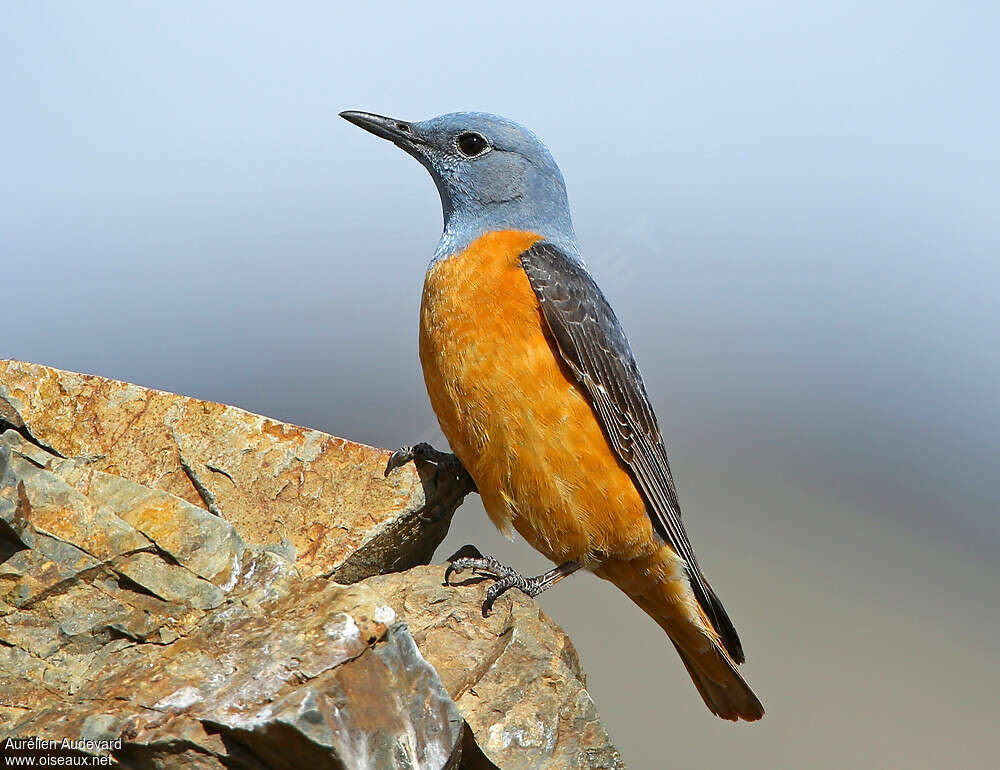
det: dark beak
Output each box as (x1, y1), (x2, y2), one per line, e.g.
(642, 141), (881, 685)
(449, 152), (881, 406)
(339, 110), (426, 150)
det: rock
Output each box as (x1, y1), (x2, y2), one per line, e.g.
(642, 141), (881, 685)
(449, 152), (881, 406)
(0, 430), (463, 768)
(0, 359), (457, 580)
(0, 360), (622, 768)
(368, 567), (624, 770)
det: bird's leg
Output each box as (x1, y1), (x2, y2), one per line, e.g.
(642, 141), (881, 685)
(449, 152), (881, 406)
(384, 442), (478, 522)
(445, 546), (582, 617)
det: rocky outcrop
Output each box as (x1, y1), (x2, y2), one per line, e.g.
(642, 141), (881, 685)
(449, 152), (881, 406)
(367, 567), (622, 769)
(0, 361), (622, 769)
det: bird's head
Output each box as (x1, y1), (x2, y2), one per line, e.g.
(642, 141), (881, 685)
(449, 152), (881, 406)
(340, 110), (577, 259)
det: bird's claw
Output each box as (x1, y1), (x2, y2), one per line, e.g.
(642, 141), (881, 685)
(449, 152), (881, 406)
(482, 575), (533, 617)
(444, 554), (513, 585)
(385, 442), (474, 481)
(384, 442), (478, 522)
(385, 442), (463, 476)
(445, 549), (538, 617)
(384, 444), (419, 477)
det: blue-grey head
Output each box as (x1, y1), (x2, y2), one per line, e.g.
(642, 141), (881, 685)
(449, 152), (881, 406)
(340, 110), (579, 261)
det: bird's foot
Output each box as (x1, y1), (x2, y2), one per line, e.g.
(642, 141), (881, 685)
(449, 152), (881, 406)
(385, 442), (463, 475)
(445, 545), (582, 617)
(384, 442), (478, 522)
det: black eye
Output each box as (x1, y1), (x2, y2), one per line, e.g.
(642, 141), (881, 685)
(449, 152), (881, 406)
(456, 132), (489, 157)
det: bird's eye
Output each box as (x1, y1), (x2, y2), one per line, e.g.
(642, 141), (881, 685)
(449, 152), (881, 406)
(456, 132), (489, 158)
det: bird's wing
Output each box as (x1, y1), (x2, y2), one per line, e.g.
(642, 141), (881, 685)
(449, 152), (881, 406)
(519, 241), (744, 662)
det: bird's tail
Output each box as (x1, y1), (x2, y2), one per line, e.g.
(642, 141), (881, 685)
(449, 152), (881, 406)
(596, 553), (764, 722)
(669, 638), (764, 722)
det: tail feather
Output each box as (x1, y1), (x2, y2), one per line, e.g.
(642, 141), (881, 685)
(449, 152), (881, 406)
(671, 640), (764, 722)
(596, 553), (764, 722)
(700, 577), (745, 664)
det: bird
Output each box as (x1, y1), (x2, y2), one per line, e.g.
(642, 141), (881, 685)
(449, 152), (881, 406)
(341, 109), (764, 722)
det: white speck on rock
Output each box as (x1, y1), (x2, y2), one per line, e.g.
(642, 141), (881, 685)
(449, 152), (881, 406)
(487, 721), (550, 751)
(298, 431), (325, 463)
(324, 613), (360, 642)
(373, 605), (396, 625)
(153, 685), (202, 712)
(220, 553), (242, 592)
(223, 703), (274, 729)
(242, 557), (258, 585)
(488, 722), (510, 748)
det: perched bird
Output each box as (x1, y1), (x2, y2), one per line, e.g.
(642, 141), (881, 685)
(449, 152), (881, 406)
(341, 110), (764, 721)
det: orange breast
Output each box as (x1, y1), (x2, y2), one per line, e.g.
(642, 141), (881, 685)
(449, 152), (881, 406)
(419, 230), (656, 565)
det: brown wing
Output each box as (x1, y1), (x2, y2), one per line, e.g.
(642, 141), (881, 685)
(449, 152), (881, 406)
(520, 241), (744, 662)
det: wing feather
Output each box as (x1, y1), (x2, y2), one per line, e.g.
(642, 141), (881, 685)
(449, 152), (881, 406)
(520, 241), (744, 662)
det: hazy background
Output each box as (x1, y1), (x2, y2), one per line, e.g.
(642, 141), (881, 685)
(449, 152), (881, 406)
(3, 2), (998, 767)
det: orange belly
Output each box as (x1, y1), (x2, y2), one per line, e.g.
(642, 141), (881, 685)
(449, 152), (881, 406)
(419, 230), (656, 565)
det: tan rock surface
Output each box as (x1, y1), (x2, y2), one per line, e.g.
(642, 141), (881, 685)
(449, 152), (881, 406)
(0, 430), (462, 769)
(0, 359), (453, 579)
(0, 360), (623, 768)
(368, 567), (625, 770)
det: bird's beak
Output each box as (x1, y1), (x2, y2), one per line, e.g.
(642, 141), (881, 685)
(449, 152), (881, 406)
(339, 110), (426, 152)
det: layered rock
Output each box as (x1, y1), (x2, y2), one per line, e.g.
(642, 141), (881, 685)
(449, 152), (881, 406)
(368, 567), (623, 770)
(0, 361), (622, 769)
(0, 358), (454, 581)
